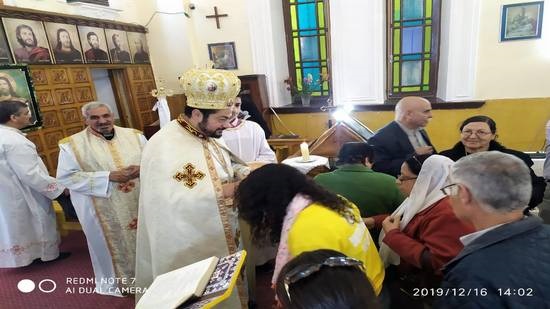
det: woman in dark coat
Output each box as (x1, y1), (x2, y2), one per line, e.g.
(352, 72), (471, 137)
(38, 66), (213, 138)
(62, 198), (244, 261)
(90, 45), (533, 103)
(440, 115), (545, 209)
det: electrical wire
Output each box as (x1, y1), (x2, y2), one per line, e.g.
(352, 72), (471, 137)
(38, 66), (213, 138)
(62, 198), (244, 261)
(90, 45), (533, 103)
(144, 11), (189, 28)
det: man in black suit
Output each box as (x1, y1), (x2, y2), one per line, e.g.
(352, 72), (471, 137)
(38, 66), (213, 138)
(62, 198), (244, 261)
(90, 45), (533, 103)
(368, 96), (435, 177)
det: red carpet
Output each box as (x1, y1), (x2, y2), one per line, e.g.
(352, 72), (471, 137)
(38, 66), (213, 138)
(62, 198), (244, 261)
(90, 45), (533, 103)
(0, 231), (134, 309)
(0, 231), (275, 309)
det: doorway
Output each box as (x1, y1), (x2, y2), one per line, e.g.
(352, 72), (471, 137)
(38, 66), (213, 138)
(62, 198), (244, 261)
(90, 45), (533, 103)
(90, 68), (136, 128)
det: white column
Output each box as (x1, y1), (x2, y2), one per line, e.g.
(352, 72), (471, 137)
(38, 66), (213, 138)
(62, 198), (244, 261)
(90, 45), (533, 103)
(245, 0), (291, 107)
(437, 0), (481, 101)
(330, 0), (385, 105)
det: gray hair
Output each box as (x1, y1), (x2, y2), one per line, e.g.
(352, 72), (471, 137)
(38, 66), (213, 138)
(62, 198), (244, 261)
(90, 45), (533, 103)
(394, 100), (404, 120)
(452, 151), (531, 213)
(81, 101), (113, 119)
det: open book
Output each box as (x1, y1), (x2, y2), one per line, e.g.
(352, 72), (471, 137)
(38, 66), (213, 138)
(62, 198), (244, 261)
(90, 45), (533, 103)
(136, 250), (246, 309)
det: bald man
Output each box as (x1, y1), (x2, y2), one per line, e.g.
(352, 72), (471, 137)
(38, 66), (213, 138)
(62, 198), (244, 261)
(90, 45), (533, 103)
(368, 96), (435, 176)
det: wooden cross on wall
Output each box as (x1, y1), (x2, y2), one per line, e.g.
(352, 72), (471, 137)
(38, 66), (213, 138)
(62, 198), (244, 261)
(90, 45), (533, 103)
(206, 6), (228, 29)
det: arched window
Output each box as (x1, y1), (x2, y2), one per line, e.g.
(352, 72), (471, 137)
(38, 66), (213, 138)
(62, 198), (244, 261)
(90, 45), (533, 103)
(282, 0), (331, 103)
(387, 0), (441, 100)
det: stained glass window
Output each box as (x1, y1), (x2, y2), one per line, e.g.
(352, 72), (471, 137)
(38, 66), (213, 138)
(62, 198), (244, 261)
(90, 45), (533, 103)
(387, 0), (440, 99)
(282, 0), (331, 101)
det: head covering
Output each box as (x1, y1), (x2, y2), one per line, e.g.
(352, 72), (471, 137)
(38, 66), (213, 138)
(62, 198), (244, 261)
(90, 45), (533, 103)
(0, 73), (17, 92)
(379, 155), (454, 266)
(179, 68), (241, 109)
(336, 142), (372, 165)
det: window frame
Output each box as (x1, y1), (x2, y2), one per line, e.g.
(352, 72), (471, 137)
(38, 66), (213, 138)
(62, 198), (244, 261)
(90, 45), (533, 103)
(282, 0), (333, 105)
(386, 0), (442, 101)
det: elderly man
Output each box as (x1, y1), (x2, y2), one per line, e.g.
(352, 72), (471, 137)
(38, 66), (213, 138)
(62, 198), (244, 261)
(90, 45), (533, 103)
(369, 96), (435, 177)
(57, 102), (146, 296)
(136, 68), (249, 307)
(436, 151), (550, 308)
(0, 100), (68, 267)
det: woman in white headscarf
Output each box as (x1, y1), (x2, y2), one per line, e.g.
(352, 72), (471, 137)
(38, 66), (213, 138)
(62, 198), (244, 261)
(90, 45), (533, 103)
(365, 154), (473, 308)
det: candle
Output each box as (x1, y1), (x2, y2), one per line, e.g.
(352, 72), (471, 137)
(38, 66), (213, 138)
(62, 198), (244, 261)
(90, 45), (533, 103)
(300, 142), (310, 161)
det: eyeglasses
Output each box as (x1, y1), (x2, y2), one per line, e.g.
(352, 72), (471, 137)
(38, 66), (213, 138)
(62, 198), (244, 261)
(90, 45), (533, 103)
(460, 130), (492, 137)
(441, 183), (460, 196)
(397, 174), (418, 182)
(283, 256), (364, 302)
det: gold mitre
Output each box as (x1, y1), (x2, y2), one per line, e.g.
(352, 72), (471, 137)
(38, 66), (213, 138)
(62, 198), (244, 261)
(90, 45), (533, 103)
(179, 68), (241, 109)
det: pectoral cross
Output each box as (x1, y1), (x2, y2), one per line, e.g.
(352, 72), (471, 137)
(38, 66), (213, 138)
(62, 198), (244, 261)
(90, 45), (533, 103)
(206, 6), (228, 29)
(173, 163), (205, 188)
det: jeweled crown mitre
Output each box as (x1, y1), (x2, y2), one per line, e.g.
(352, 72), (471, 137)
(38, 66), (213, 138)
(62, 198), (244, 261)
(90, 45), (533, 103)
(179, 68), (241, 109)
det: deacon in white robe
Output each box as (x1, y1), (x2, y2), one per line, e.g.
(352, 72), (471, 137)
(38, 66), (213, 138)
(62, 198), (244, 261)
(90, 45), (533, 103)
(136, 68), (249, 308)
(222, 99), (277, 269)
(222, 98), (276, 164)
(57, 102), (146, 296)
(0, 101), (65, 267)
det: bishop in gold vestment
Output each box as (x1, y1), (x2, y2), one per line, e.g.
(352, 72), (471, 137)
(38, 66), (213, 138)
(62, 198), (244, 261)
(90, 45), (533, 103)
(136, 68), (249, 308)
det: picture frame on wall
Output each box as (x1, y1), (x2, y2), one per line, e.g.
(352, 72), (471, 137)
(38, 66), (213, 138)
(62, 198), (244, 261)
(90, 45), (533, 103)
(0, 22), (14, 64)
(0, 65), (42, 130)
(127, 32), (150, 64)
(104, 29), (131, 64)
(77, 26), (110, 64)
(44, 22), (83, 64)
(2, 18), (53, 64)
(208, 42), (238, 70)
(501, 1), (544, 41)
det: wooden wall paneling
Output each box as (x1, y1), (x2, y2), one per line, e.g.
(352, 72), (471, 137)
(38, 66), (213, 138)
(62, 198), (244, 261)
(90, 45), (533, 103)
(42, 110), (61, 129)
(65, 125), (85, 137)
(125, 64), (157, 129)
(36, 90), (55, 108)
(43, 130), (64, 149)
(30, 69), (49, 86)
(61, 108), (82, 125)
(74, 86), (94, 103)
(48, 150), (60, 174)
(49, 68), (70, 85)
(27, 65), (97, 174)
(69, 67), (91, 84)
(141, 66), (154, 80)
(54, 88), (76, 105)
(130, 67), (141, 80)
(26, 132), (45, 153)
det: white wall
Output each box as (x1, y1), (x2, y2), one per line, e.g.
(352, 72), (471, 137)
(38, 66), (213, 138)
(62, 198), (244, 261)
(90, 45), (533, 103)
(437, 0), (481, 101)
(475, 0), (550, 99)
(246, 0), (289, 107)
(188, 0), (253, 76)
(145, 1), (194, 93)
(147, 0), (255, 94)
(3, 0), (155, 24)
(330, 0), (385, 105)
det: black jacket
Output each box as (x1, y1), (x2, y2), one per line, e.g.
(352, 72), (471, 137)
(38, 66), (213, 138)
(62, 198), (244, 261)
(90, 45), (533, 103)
(369, 121), (435, 177)
(435, 216), (550, 308)
(440, 141), (546, 208)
